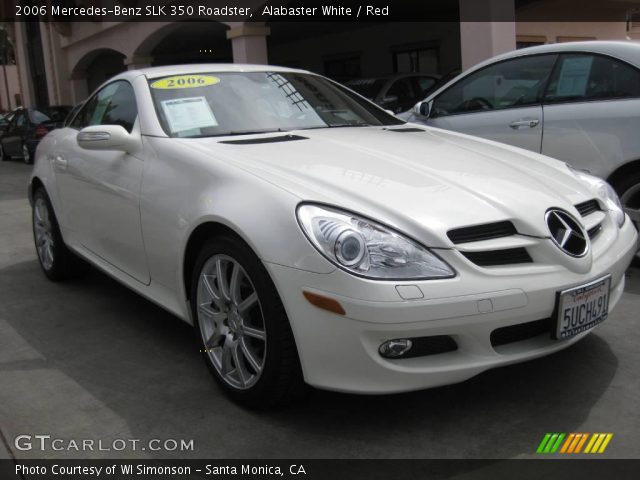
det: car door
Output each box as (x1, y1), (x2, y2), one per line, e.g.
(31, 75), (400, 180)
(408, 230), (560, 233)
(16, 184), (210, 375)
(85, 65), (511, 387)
(53, 80), (150, 284)
(3, 110), (28, 156)
(426, 54), (558, 153)
(541, 53), (640, 179)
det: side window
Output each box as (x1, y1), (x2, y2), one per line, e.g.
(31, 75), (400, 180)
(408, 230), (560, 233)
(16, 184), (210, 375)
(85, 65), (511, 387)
(544, 54), (640, 104)
(71, 83), (117, 130)
(71, 81), (137, 132)
(432, 54), (557, 117)
(16, 112), (28, 128)
(101, 82), (138, 132)
(64, 104), (82, 128)
(415, 76), (437, 97)
(30, 110), (51, 124)
(387, 78), (415, 105)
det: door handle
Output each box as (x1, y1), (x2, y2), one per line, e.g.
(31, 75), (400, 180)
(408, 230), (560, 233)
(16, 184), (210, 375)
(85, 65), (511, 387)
(509, 119), (540, 129)
(52, 154), (68, 170)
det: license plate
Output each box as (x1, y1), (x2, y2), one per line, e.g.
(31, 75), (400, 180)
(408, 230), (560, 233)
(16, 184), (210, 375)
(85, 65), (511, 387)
(554, 275), (611, 340)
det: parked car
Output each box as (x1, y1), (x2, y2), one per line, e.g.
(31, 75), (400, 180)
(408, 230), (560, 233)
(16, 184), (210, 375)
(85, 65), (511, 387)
(0, 105), (72, 164)
(345, 73), (439, 113)
(30, 64), (637, 408)
(401, 41), (640, 226)
(0, 111), (13, 129)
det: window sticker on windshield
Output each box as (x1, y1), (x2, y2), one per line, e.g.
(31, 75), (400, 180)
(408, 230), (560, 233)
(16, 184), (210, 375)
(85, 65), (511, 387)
(556, 57), (593, 97)
(160, 97), (218, 133)
(151, 75), (220, 89)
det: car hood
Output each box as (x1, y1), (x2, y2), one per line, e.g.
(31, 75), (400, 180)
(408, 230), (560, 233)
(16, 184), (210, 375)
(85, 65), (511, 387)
(182, 126), (595, 248)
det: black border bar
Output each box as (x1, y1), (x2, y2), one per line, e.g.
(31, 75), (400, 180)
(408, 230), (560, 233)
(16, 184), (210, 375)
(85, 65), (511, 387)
(2, 459), (640, 480)
(2, 0), (640, 23)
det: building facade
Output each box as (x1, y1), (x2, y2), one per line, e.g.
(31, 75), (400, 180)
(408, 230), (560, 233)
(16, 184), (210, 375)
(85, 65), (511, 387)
(9, 0), (640, 108)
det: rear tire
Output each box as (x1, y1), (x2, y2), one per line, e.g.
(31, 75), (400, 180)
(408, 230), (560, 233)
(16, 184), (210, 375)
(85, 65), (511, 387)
(32, 187), (88, 281)
(0, 145), (7, 162)
(190, 234), (307, 409)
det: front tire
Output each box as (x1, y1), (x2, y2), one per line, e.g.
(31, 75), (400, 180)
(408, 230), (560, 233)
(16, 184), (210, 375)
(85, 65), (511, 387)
(190, 234), (306, 409)
(612, 173), (640, 266)
(23, 143), (32, 165)
(614, 173), (640, 227)
(32, 187), (87, 281)
(0, 145), (6, 162)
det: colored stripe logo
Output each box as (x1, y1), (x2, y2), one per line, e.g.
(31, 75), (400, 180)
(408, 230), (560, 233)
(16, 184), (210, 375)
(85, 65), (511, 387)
(537, 433), (613, 454)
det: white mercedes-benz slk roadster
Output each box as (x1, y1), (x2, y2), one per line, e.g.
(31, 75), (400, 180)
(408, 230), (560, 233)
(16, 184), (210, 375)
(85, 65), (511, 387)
(30, 65), (638, 407)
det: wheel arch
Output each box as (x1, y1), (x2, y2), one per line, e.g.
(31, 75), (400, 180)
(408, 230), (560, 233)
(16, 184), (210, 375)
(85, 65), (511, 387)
(29, 176), (46, 206)
(182, 221), (253, 302)
(607, 159), (640, 192)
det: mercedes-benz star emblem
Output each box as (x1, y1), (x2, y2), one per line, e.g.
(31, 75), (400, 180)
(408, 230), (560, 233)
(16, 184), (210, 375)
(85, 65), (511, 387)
(545, 209), (589, 257)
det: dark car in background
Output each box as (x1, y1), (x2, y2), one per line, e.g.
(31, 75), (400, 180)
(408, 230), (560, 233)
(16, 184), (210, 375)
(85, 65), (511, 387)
(0, 111), (12, 129)
(344, 73), (440, 113)
(0, 106), (72, 164)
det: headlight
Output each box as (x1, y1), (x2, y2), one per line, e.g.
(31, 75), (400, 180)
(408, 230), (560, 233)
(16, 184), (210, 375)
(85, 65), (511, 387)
(296, 204), (455, 280)
(569, 167), (625, 228)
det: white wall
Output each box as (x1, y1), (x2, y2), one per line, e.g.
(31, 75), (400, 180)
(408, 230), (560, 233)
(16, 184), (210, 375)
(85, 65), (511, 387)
(459, 22), (516, 69)
(0, 65), (21, 111)
(459, 0), (516, 69)
(516, 21), (631, 43)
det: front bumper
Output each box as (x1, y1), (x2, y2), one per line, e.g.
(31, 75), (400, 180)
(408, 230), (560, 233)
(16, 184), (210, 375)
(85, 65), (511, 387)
(266, 218), (638, 394)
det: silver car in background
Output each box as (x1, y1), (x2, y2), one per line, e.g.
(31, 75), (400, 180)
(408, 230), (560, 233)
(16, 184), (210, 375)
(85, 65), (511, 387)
(402, 41), (640, 225)
(345, 73), (440, 113)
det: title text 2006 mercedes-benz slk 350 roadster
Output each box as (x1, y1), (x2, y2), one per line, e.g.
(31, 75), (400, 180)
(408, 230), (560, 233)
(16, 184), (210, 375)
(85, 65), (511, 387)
(30, 65), (638, 407)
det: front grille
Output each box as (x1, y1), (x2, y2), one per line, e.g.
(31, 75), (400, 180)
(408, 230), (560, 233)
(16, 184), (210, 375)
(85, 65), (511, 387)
(462, 248), (533, 267)
(490, 318), (552, 347)
(575, 199), (600, 217)
(447, 221), (517, 244)
(402, 335), (458, 358)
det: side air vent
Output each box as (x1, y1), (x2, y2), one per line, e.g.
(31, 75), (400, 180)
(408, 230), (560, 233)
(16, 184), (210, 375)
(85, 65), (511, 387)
(219, 134), (307, 145)
(447, 221), (517, 244)
(575, 199), (600, 217)
(462, 248), (533, 267)
(491, 318), (552, 347)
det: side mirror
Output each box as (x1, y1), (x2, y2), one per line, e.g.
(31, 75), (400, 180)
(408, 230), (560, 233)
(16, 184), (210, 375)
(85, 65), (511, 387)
(77, 125), (137, 152)
(413, 101), (431, 118)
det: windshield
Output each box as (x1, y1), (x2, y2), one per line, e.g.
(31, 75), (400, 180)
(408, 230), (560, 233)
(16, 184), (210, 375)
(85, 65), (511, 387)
(147, 71), (403, 138)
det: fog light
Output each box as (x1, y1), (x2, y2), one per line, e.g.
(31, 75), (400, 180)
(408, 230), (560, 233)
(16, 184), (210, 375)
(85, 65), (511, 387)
(379, 338), (413, 358)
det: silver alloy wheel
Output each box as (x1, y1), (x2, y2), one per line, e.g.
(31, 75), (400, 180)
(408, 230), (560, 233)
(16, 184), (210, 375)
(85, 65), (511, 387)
(22, 144), (30, 164)
(33, 196), (54, 270)
(621, 183), (640, 224)
(196, 254), (266, 390)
